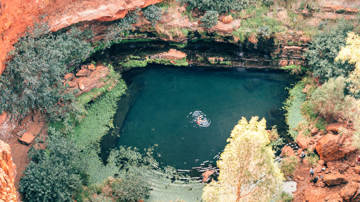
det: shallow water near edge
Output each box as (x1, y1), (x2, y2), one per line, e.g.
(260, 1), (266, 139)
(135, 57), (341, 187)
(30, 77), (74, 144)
(113, 66), (291, 170)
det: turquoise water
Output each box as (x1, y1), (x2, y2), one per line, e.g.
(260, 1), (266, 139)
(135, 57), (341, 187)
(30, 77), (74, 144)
(116, 66), (291, 170)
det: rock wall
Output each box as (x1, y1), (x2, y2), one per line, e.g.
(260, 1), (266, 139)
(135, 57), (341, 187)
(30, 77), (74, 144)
(0, 140), (17, 201)
(0, 0), (163, 74)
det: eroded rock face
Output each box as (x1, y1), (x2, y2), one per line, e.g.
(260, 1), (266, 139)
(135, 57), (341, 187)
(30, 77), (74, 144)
(47, 0), (163, 31)
(0, 0), (163, 74)
(152, 49), (187, 60)
(66, 64), (111, 96)
(315, 133), (357, 162)
(0, 140), (17, 201)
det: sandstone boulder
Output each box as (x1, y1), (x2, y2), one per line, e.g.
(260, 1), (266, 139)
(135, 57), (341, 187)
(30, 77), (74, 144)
(279, 60), (288, 67)
(221, 15), (233, 24)
(75, 65), (109, 95)
(76, 68), (91, 77)
(0, 112), (7, 125)
(326, 123), (346, 134)
(315, 133), (357, 162)
(311, 127), (319, 135)
(87, 63), (96, 71)
(64, 73), (74, 81)
(340, 182), (358, 201)
(323, 173), (348, 186)
(18, 132), (35, 145)
(353, 166), (360, 175)
(155, 49), (187, 60)
(202, 169), (215, 182)
(280, 145), (296, 157)
(0, 140), (17, 201)
(65, 81), (77, 88)
(212, 19), (241, 34)
(296, 132), (311, 150)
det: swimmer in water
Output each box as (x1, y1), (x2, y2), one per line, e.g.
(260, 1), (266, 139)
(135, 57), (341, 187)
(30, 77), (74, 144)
(196, 115), (204, 125)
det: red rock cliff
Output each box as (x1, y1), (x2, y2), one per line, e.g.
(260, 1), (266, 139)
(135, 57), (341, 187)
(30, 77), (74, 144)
(0, 140), (17, 201)
(0, 0), (162, 75)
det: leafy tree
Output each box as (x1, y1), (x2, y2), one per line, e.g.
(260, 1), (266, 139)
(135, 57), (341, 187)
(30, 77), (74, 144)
(202, 117), (283, 202)
(143, 5), (162, 25)
(336, 32), (360, 96)
(308, 76), (358, 122)
(0, 25), (93, 120)
(304, 22), (354, 81)
(20, 128), (85, 201)
(200, 11), (219, 28)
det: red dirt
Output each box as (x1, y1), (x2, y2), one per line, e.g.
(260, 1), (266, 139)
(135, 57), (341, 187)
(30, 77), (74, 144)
(0, 113), (47, 189)
(291, 149), (360, 201)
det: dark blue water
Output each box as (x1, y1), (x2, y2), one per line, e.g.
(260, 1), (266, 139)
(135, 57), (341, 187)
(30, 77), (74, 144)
(116, 66), (291, 169)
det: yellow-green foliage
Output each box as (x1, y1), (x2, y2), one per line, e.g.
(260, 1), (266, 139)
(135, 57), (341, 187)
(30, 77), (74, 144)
(202, 117), (284, 202)
(306, 152), (319, 166)
(280, 156), (298, 177)
(336, 32), (360, 95)
(335, 33), (360, 148)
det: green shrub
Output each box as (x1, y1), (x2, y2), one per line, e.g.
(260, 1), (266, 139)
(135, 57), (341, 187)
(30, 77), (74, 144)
(71, 81), (126, 148)
(301, 100), (317, 120)
(232, 6), (284, 42)
(309, 76), (348, 121)
(100, 12), (139, 49)
(280, 156), (298, 177)
(71, 82), (127, 184)
(108, 171), (151, 201)
(279, 192), (293, 202)
(281, 65), (305, 75)
(179, 0), (254, 13)
(284, 80), (307, 139)
(306, 151), (319, 166)
(200, 11), (219, 28)
(143, 5), (162, 25)
(0, 25), (93, 120)
(82, 169), (151, 202)
(315, 117), (327, 131)
(304, 22), (354, 81)
(76, 146), (156, 201)
(20, 128), (85, 201)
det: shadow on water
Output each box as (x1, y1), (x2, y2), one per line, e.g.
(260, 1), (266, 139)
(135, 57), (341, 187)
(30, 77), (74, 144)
(99, 70), (145, 163)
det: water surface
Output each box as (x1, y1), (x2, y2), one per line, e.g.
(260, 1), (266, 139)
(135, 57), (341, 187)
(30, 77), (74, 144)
(116, 66), (291, 170)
